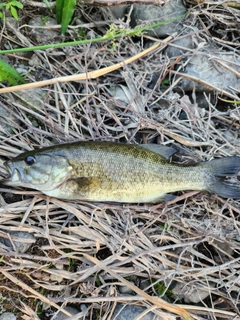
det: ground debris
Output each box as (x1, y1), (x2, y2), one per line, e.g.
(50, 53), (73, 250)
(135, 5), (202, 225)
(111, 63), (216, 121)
(0, 1), (240, 319)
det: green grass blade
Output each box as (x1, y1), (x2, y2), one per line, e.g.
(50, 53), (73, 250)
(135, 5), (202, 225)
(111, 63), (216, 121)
(0, 58), (26, 86)
(42, 0), (52, 9)
(0, 14), (186, 55)
(60, 0), (76, 34)
(56, 0), (64, 23)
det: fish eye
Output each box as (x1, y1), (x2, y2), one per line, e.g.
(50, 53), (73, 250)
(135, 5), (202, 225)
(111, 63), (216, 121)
(25, 155), (36, 166)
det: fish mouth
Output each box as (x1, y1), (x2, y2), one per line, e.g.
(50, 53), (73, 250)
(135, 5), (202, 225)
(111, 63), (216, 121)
(0, 161), (24, 184)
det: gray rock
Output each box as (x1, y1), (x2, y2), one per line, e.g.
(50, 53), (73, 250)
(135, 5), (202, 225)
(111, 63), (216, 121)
(0, 54), (10, 64)
(14, 88), (47, 111)
(118, 284), (134, 294)
(0, 192), (23, 204)
(5, 17), (18, 30)
(101, 6), (129, 20)
(178, 49), (240, 93)
(53, 306), (80, 320)
(15, 64), (28, 75)
(0, 104), (19, 134)
(28, 16), (60, 44)
(112, 304), (163, 320)
(192, 93), (217, 109)
(0, 312), (16, 320)
(131, 1), (186, 38)
(213, 239), (234, 257)
(165, 27), (240, 94)
(171, 281), (210, 303)
(28, 54), (42, 67)
(107, 84), (146, 114)
(0, 88), (46, 135)
(0, 231), (36, 253)
(167, 37), (240, 93)
(165, 29), (195, 58)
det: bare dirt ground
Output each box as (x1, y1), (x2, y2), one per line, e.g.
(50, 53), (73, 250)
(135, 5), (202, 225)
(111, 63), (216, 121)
(0, 1), (240, 319)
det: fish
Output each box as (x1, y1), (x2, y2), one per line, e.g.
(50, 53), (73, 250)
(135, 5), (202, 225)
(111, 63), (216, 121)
(1, 141), (240, 203)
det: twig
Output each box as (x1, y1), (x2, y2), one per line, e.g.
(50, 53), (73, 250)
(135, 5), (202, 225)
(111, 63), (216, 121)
(0, 35), (174, 94)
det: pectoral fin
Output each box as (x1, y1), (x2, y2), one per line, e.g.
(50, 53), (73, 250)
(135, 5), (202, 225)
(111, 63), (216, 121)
(68, 176), (103, 193)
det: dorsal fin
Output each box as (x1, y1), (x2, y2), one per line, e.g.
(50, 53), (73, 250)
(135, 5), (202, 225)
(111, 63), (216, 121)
(140, 144), (177, 159)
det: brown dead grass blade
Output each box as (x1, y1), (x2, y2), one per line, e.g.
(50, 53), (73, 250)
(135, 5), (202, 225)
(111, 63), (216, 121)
(0, 3), (240, 318)
(84, 254), (194, 320)
(0, 35), (174, 94)
(0, 270), (72, 317)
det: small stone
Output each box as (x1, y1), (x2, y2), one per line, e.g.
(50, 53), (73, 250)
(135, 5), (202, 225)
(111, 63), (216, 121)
(171, 281), (211, 303)
(0, 104), (20, 134)
(5, 17), (18, 30)
(213, 239), (233, 256)
(221, 130), (236, 142)
(0, 312), (16, 320)
(53, 306), (80, 320)
(50, 274), (64, 283)
(131, 1), (187, 38)
(0, 88), (46, 136)
(101, 6), (129, 20)
(15, 64), (28, 75)
(0, 55), (10, 64)
(42, 302), (51, 311)
(15, 88), (47, 110)
(118, 284), (134, 294)
(113, 304), (164, 320)
(177, 46), (240, 93)
(166, 27), (240, 94)
(80, 304), (88, 312)
(139, 279), (151, 290)
(165, 29), (194, 57)
(55, 263), (64, 270)
(0, 230), (36, 253)
(28, 54), (41, 67)
(75, 18), (85, 25)
(28, 17), (60, 44)
(194, 93), (216, 110)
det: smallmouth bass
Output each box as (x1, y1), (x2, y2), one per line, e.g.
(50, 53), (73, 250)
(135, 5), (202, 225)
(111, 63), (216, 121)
(1, 141), (240, 202)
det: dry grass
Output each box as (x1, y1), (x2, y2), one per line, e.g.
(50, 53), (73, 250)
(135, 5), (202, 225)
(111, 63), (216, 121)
(0, 1), (240, 319)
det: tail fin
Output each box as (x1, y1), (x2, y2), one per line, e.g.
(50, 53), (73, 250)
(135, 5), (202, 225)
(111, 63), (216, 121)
(203, 156), (240, 198)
